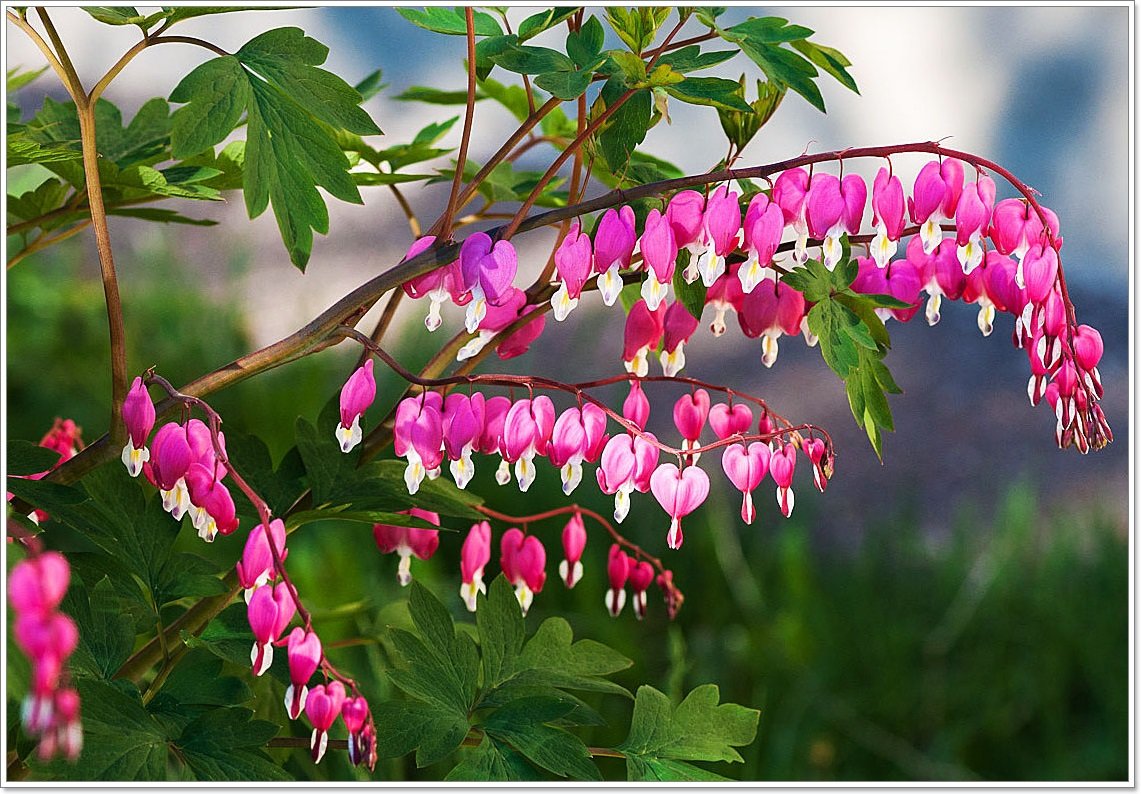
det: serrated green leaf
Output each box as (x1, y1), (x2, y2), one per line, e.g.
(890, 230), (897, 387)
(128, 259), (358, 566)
(63, 575), (138, 679)
(491, 44), (576, 76)
(808, 300), (860, 378)
(154, 552), (227, 605)
(834, 292), (890, 349)
(628, 756), (732, 781)
(175, 707), (289, 781)
(154, 649), (253, 708)
(513, 616), (633, 696)
(5, 132), (81, 168)
(107, 207), (218, 227)
(478, 576), (525, 689)
(485, 719), (601, 780)
(371, 700), (469, 766)
(223, 431), (305, 518)
(666, 75), (754, 112)
(780, 256), (834, 303)
(7, 65), (47, 92)
(719, 21), (827, 113)
(657, 46), (737, 73)
(181, 604), (258, 671)
(605, 7), (672, 54)
(397, 7), (503, 36)
(169, 56), (250, 159)
(598, 81), (651, 172)
(791, 38), (859, 93)
(447, 734), (537, 781)
(7, 439), (63, 475)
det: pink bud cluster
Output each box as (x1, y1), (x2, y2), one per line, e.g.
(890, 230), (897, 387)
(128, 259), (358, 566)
(604, 544), (655, 620)
(7, 418), (84, 525)
(9, 552), (82, 762)
(141, 419), (238, 542)
(372, 508), (440, 586)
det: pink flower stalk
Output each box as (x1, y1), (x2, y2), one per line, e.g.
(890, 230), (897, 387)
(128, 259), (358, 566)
(673, 390), (711, 457)
(769, 443), (797, 518)
(552, 222), (593, 321)
(236, 519), (288, 601)
(739, 192), (784, 293)
(623, 299), (665, 378)
(870, 166), (906, 267)
(912, 238), (966, 326)
(460, 232), (518, 332)
(500, 528), (546, 616)
(120, 376), (156, 477)
(596, 434), (638, 523)
(443, 393), (485, 489)
(559, 513), (588, 588)
(659, 301), (700, 377)
(692, 185), (742, 287)
(9, 552), (70, 616)
(247, 582), (296, 676)
(803, 437), (830, 492)
(285, 627), (322, 720)
(594, 206), (637, 306)
(456, 287), (527, 362)
(402, 236), (470, 332)
(628, 561), (655, 621)
(342, 696), (373, 768)
(737, 279), (806, 367)
(954, 176), (996, 273)
(721, 442), (771, 524)
(306, 681), (346, 764)
(806, 173), (866, 270)
(640, 208), (678, 310)
(705, 264), (744, 337)
(495, 304), (546, 361)
(773, 168), (811, 263)
(184, 463), (239, 542)
(460, 521), (492, 611)
(336, 359), (376, 454)
(393, 395), (444, 495)
(605, 544), (630, 617)
(503, 396), (556, 492)
(144, 422), (193, 517)
(909, 159), (965, 254)
(666, 190), (705, 250)
(650, 463), (710, 550)
(373, 509), (441, 586)
(708, 402), (754, 441)
(623, 381), (650, 431)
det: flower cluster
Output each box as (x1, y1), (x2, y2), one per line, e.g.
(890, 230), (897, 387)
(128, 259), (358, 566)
(7, 417), (84, 525)
(10, 551), (82, 762)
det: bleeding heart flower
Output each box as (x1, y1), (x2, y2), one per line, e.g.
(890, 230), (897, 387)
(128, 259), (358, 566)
(336, 359), (376, 454)
(721, 442), (771, 524)
(649, 463), (710, 550)
(708, 402), (754, 441)
(559, 513), (588, 588)
(459, 521), (492, 612)
(769, 443), (797, 518)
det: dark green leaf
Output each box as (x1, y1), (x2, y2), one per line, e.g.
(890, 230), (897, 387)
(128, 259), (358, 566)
(181, 604), (258, 671)
(397, 7), (503, 37)
(666, 76), (755, 112)
(7, 439), (62, 475)
(154, 649), (253, 708)
(176, 707), (289, 781)
(285, 507), (449, 531)
(726, 16), (814, 44)
(597, 81), (651, 172)
(566, 16), (605, 68)
(371, 700), (468, 767)
(224, 431), (306, 517)
(518, 8), (578, 41)
(447, 734), (536, 781)
(657, 46), (737, 73)
(294, 416), (357, 505)
(354, 68), (385, 101)
(106, 207), (218, 226)
(512, 616), (633, 697)
(154, 552), (227, 605)
(485, 718), (601, 780)
(169, 56), (250, 159)
(490, 44), (576, 76)
(719, 22), (827, 113)
(672, 251), (706, 320)
(474, 34), (518, 81)
(791, 38), (859, 93)
(695, 7), (726, 28)
(533, 69), (593, 101)
(64, 576), (138, 680)
(395, 86), (475, 105)
(477, 75), (530, 121)
(7, 65), (48, 92)
(6, 130), (81, 166)
(477, 576), (525, 689)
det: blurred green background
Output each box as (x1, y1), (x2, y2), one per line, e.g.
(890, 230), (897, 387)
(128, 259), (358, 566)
(6, 235), (1127, 782)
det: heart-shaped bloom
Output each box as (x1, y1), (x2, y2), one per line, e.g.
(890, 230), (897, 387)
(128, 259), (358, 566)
(552, 222), (593, 321)
(769, 443), (797, 518)
(1022, 244), (1059, 306)
(9, 552), (70, 616)
(693, 185), (741, 287)
(605, 544), (630, 617)
(341, 696), (372, 767)
(373, 508), (441, 586)
(721, 442), (771, 524)
(673, 390), (710, 456)
(594, 206), (637, 306)
(184, 463), (239, 543)
(460, 521), (492, 612)
(145, 422), (192, 515)
(628, 560), (655, 620)
(500, 528), (546, 615)
(460, 233), (518, 331)
(120, 376), (156, 477)
(659, 301), (700, 377)
(402, 235), (470, 331)
(708, 402), (753, 440)
(443, 392), (485, 489)
(623, 299), (665, 378)
(456, 287), (527, 362)
(639, 208), (678, 310)
(596, 434), (638, 523)
(738, 280), (806, 367)
(954, 176), (996, 273)
(773, 168), (811, 263)
(336, 359), (376, 454)
(705, 264), (744, 337)
(650, 463), (710, 550)
(666, 190), (705, 249)
(622, 381), (650, 431)
(236, 519), (288, 601)
(285, 627), (322, 720)
(909, 159), (965, 254)
(739, 193), (784, 293)
(247, 582), (295, 676)
(559, 513), (588, 588)
(807, 173), (866, 270)
(306, 681), (346, 764)
(803, 437), (830, 492)
(495, 305), (547, 361)
(870, 166), (906, 267)
(911, 238), (966, 326)
(393, 396), (444, 495)
(503, 396), (555, 492)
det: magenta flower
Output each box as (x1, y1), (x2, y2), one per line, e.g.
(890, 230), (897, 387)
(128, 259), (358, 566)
(628, 561), (655, 620)
(605, 544), (630, 617)
(184, 463), (239, 542)
(342, 696), (372, 767)
(247, 582), (295, 677)
(721, 442), (771, 524)
(494, 304), (546, 360)
(456, 286), (526, 362)
(666, 190), (705, 249)
(673, 390), (710, 457)
(693, 184), (742, 287)
(594, 206), (637, 306)
(120, 376), (156, 477)
(870, 166), (906, 267)
(442, 392), (485, 490)
(285, 627), (322, 720)
(1073, 324), (1104, 395)
(806, 173), (865, 270)
(9, 553), (70, 617)
(705, 264), (744, 337)
(739, 192), (784, 293)
(773, 168), (811, 263)
(623, 299), (665, 377)
(402, 236), (470, 332)
(770, 443), (797, 518)
(911, 238), (966, 326)
(503, 396), (556, 492)
(1022, 244), (1059, 307)
(803, 437), (829, 492)
(954, 176), (996, 273)
(145, 422), (192, 517)
(909, 159), (965, 254)
(15, 611), (78, 733)
(236, 519), (288, 601)
(548, 408), (588, 495)
(305, 681), (346, 764)
(659, 300), (700, 377)
(738, 279), (806, 367)
(552, 222), (593, 321)
(709, 402), (753, 440)
(650, 463), (710, 550)
(336, 359), (376, 454)
(596, 434), (638, 523)
(460, 232), (518, 332)
(989, 199), (1062, 279)
(373, 508), (441, 586)
(460, 520), (492, 611)
(500, 528), (547, 615)
(559, 513), (588, 588)
(393, 395), (444, 495)
(622, 380), (650, 431)
(639, 208), (678, 310)
(631, 432), (660, 495)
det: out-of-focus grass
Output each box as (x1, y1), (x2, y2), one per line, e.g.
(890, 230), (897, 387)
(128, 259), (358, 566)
(6, 238), (1127, 782)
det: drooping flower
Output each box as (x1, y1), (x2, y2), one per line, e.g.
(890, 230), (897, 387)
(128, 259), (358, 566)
(503, 396), (556, 492)
(460, 232), (518, 332)
(738, 279), (806, 367)
(559, 513), (588, 589)
(495, 304), (547, 361)
(803, 437), (830, 492)
(500, 528), (546, 616)
(628, 560), (655, 620)
(457, 287), (527, 362)
(673, 390), (710, 456)
(285, 627), (322, 720)
(623, 299), (665, 378)
(605, 544), (630, 617)
(145, 422), (193, 517)
(773, 168), (811, 264)
(402, 235), (470, 332)
(393, 394), (444, 495)
(909, 159), (965, 254)
(442, 392), (485, 489)
(705, 263), (744, 337)
(649, 463), (710, 550)
(694, 185), (742, 287)
(341, 696), (373, 768)
(460, 521), (492, 612)
(954, 176), (996, 273)
(336, 359), (376, 454)
(912, 238), (966, 326)
(120, 376), (155, 477)
(639, 208), (678, 311)
(622, 381), (650, 431)
(373, 508), (441, 586)
(721, 442), (771, 524)
(739, 192), (784, 293)
(870, 166), (906, 268)
(769, 443), (797, 518)
(552, 222), (593, 321)
(236, 519), (288, 602)
(596, 434), (638, 523)
(305, 681), (346, 764)
(806, 173), (865, 270)
(708, 402), (754, 440)
(594, 206), (637, 307)
(666, 190), (705, 250)
(989, 199), (1062, 270)
(659, 301), (700, 377)
(184, 463), (239, 542)
(247, 582), (295, 676)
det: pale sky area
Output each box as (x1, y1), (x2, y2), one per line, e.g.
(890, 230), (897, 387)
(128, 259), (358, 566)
(6, 5), (1131, 347)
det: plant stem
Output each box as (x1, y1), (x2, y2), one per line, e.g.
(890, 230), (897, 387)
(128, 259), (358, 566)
(7, 220), (90, 268)
(437, 8), (478, 240)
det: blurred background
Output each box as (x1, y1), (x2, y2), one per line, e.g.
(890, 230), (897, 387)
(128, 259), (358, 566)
(6, 5), (1130, 782)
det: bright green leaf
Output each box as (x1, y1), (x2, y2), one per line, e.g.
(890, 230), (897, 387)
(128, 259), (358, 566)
(397, 7), (504, 37)
(666, 76), (755, 113)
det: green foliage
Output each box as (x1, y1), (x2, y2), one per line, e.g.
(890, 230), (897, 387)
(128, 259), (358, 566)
(604, 7), (672, 54)
(717, 77), (786, 153)
(595, 79), (652, 173)
(396, 7), (503, 37)
(672, 252), (706, 320)
(7, 439), (63, 475)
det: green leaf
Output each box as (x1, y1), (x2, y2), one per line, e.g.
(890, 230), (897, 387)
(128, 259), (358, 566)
(490, 44), (576, 76)
(605, 7), (672, 54)
(791, 38), (859, 93)
(719, 19), (827, 112)
(7, 439), (62, 475)
(477, 576), (525, 689)
(7, 65), (48, 92)
(518, 8), (578, 41)
(223, 431), (305, 517)
(657, 46), (737, 73)
(566, 16), (605, 68)
(618, 684), (760, 780)
(477, 76), (530, 122)
(447, 734), (536, 781)
(161, 7), (295, 27)
(672, 251), (706, 320)
(181, 604), (258, 670)
(695, 7), (726, 28)
(294, 416), (356, 505)
(371, 700), (468, 767)
(808, 300), (860, 378)
(107, 207), (218, 227)
(354, 68), (385, 101)
(82, 6), (152, 28)
(511, 616), (633, 697)
(627, 756), (732, 781)
(533, 69), (593, 101)
(666, 75), (754, 113)
(285, 507), (449, 532)
(397, 7), (503, 37)
(169, 57), (250, 159)
(474, 34), (518, 82)
(63, 575), (138, 680)
(153, 649), (253, 710)
(153, 552), (228, 605)
(26, 96), (172, 168)
(608, 50), (648, 86)
(395, 86), (475, 105)
(597, 80), (651, 172)
(6, 131), (81, 167)
(833, 292), (891, 349)
(484, 700), (601, 780)
(727, 16), (814, 43)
